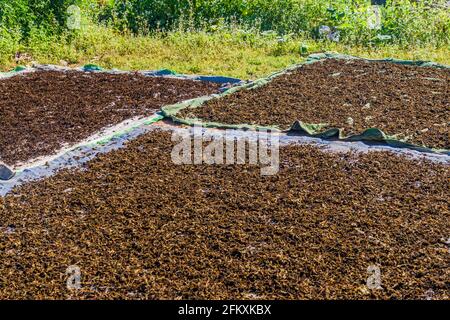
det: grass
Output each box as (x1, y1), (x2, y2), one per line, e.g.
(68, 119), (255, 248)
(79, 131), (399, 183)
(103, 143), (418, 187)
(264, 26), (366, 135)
(1, 24), (449, 79)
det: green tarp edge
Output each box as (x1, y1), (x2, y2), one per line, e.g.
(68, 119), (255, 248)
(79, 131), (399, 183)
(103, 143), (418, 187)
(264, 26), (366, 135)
(82, 64), (179, 75)
(87, 114), (164, 147)
(0, 65), (28, 78)
(0, 64), (178, 77)
(161, 52), (449, 155)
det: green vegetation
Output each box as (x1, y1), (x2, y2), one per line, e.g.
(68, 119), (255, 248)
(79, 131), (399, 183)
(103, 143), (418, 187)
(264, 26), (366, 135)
(0, 1), (449, 79)
(103, 0), (449, 46)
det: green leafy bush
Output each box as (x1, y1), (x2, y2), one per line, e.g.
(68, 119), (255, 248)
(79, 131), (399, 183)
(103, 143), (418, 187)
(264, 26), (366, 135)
(0, 0), (100, 40)
(100, 0), (449, 46)
(0, 0), (448, 48)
